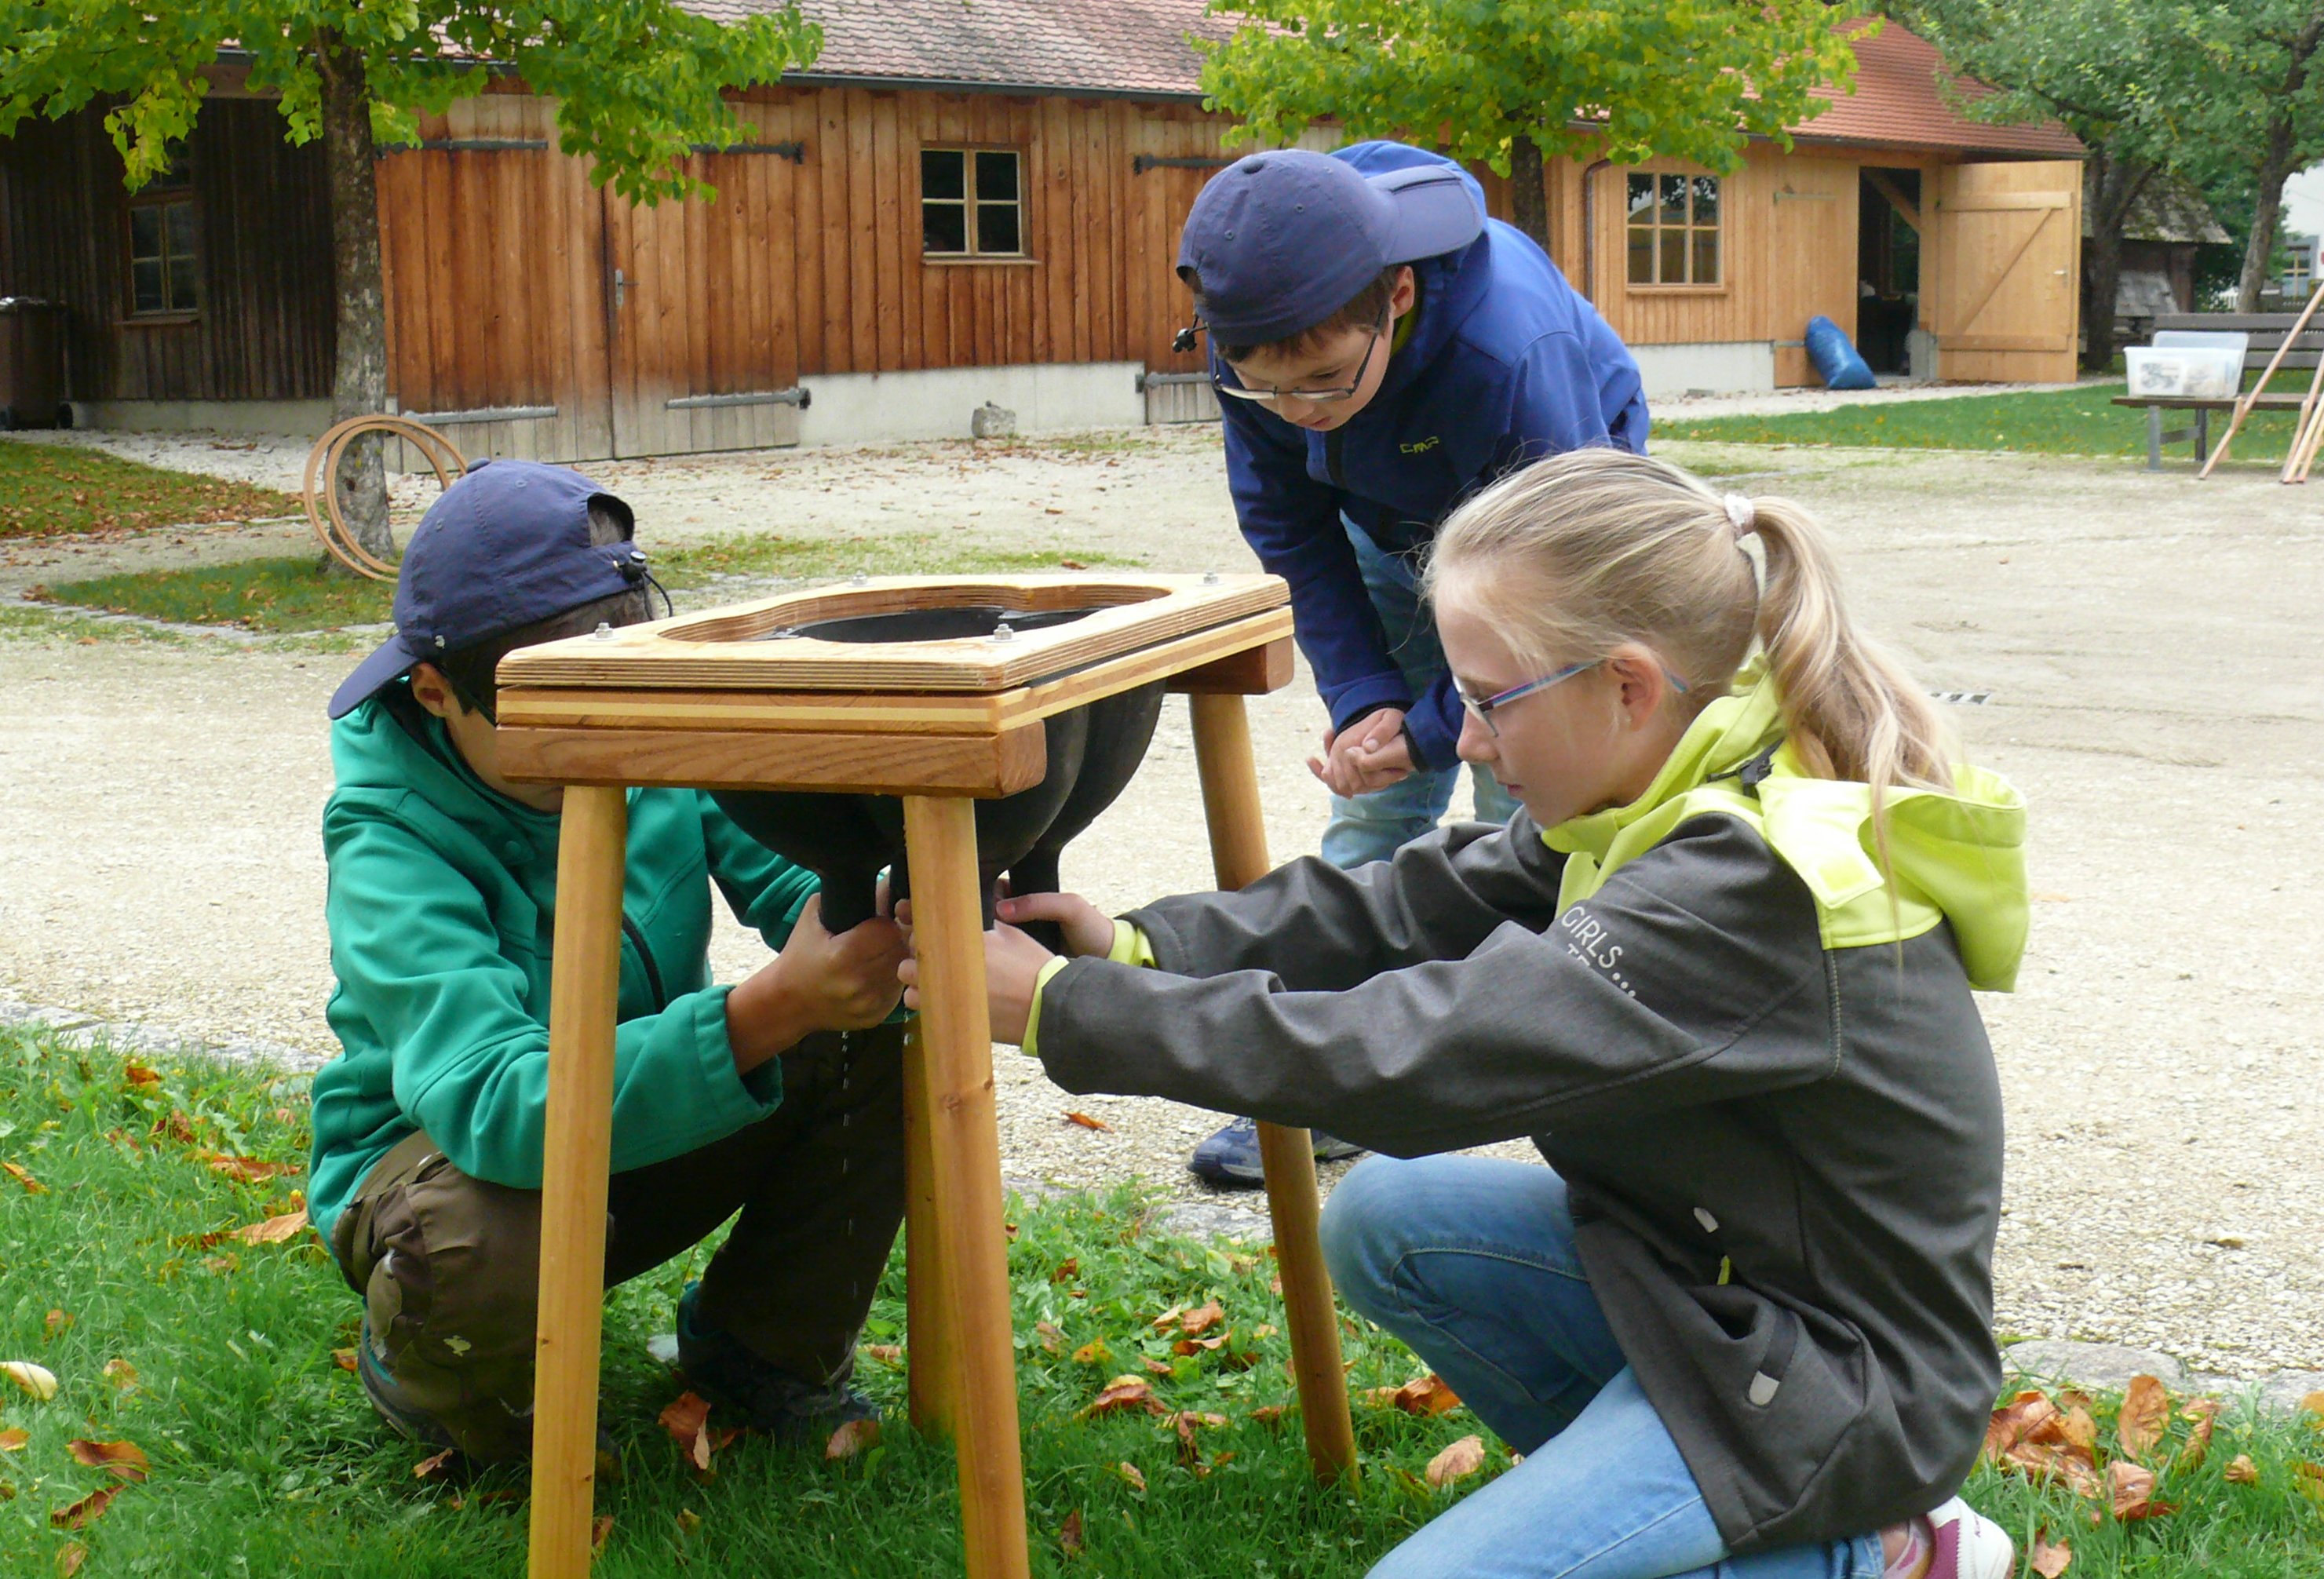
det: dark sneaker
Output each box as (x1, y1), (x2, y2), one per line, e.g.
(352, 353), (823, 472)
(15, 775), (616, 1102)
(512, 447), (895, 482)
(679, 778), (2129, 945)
(356, 1315), (454, 1450)
(675, 1283), (877, 1442)
(1187, 1116), (1366, 1188)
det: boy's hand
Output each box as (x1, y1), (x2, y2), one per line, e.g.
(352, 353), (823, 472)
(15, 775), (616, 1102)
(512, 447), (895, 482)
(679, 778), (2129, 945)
(898, 921), (1054, 1046)
(726, 895), (907, 1073)
(993, 891), (1115, 957)
(1308, 706), (1415, 797)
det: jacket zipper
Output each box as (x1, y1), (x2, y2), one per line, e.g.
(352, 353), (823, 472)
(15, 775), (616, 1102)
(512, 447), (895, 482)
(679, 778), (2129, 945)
(621, 914), (669, 1012)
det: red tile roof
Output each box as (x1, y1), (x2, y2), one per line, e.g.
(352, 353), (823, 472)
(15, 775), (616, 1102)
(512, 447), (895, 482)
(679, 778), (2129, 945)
(1796, 22), (2083, 158)
(695, 2), (2081, 158)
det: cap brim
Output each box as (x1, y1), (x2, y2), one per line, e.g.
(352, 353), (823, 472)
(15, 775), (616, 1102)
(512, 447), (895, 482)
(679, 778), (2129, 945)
(327, 631), (425, 720)
(1374, 166), (1485, 264)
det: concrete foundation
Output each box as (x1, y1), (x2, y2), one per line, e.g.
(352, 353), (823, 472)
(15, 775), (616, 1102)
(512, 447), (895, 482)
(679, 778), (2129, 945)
(72, 398), (332, 438)
(1626, 342), (1778, 401)
(797, 361), (1145, 446)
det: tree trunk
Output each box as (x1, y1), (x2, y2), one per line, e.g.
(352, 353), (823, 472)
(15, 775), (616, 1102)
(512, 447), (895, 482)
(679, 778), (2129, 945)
(1509, 135), (1549, 253)
(318, 35), (393, 571)
(2081, 149), (2152, 371)
(2236, 9), (2324, 312)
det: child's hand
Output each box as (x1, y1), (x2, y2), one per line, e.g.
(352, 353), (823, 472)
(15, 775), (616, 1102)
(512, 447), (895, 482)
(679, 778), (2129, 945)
(897, 921), (1055, 1047)
(727, 895), (907, 1071)
(1308, 706), (1415, 797)
(994, 891), (1114, 957)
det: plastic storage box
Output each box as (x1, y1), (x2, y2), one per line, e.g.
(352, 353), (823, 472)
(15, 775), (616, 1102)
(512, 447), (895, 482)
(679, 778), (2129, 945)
(2125, 344), (2243, 400)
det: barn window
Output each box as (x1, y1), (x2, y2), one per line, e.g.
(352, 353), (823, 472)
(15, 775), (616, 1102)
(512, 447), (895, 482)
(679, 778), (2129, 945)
(921, 148), (1023, 258)
(127, 154), (199, 315)
(1625, 173), (1720, 287)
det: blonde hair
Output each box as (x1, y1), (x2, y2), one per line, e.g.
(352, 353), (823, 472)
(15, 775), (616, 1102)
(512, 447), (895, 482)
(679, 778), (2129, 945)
(1424, 447), (1954, 823)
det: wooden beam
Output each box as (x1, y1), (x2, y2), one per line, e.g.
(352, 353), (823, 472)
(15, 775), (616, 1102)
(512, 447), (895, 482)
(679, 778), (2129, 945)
(494, 721), (1050, 797)
(1863, 170), (1921, 235)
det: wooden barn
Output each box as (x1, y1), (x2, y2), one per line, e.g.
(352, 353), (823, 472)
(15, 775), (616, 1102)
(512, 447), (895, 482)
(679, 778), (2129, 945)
(0, 6), (2082, 459)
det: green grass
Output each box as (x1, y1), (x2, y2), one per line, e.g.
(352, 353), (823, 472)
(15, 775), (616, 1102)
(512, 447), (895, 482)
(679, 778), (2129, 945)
(2, 1021), (2320, 1576)
(0, 441), (302, 539)
(1656, 383), (2305, 462)
(25, 534), (1140, 635)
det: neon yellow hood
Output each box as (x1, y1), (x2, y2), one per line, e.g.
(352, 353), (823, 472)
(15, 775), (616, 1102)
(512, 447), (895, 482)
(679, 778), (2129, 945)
(1540, 666), (2029, 990)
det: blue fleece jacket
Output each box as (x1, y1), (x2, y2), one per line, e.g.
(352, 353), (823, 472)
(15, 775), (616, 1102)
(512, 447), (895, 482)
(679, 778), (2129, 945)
(1217, 140), (1648, 770)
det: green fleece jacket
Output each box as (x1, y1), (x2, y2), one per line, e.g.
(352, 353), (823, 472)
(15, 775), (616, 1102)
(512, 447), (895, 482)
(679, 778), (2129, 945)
(308, 695), (819, 1241)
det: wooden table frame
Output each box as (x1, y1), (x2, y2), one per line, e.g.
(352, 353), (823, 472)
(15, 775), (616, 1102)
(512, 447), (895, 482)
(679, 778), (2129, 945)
(496, 589), (1356, 1579)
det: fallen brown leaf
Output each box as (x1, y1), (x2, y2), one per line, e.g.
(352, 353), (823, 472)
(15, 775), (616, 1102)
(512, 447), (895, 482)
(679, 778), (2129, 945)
(2302, 1391), (2324, 1419)
(659, 1391), (716, 1473)
(1082, 1375), (1165, 1418)
(1173, 1335), (1227, 1356)
(43, 1311), (71, 1339)
(49, 1482), (123, 1530)
(123, 1063), (162, 1087)
(1983, 1390), (2058, 1464)
(331, 1347), (358, 1372)
(861, 1344), (903, 1367)
(413, 1446), (456, 1480)
(202, 1253), (239, 1275)
(155, 1111), (195, 1145)
(66, 1439), (148, 1482)
(1425, 1433), (1487, 1488)
(101, 1359), (137, 1392)
(1051, 1258), (1080, 1284)
(202, 1153), (295, 1183)
(2, 1161), (46, 1195)
(2116, 1374), (2169, 1463)
(57, 1541), (87, 1577)
(824, 1417), (880, 1461)
(1063, 1111), (1112, 1132)
(1072, 1340), (1111, 1366)
(1060, 1506), (1085, 1557)
(1115, 1461), (1146, 1491)
(2052, 1404), (2099, 1459)
(591, 1513), (614, 1552)
(2298, 1462), (2324, 1504)
(2176, 1398), (2221, 1471)
(1179, 1299), (1226, 1338)
(1391, 1373), (1462, 1417)
(1173, 1412), (1206, 1475)
(1149, 1305), (1184, 1331)
(1141, 1357), (1173, 1376)
(1034, 1320), (1064, 1354)
(2224, 1453), (2259, 1485)
(0, 1428), (27, 1451)
(1250, 1404), (1290, 1427)
(2029, 1533), (2073, 1577)
(1252, 1323), (1278, 1340)
(235, 1209), (309, 1245)
(2107, 1460), (2175, 1521)
(676, 1507), (702, 1534)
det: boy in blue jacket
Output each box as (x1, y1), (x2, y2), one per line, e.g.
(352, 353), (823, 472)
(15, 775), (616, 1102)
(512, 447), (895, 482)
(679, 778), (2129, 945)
(313, 461), (911, 1461)
(1172, 141), (1648, 1184)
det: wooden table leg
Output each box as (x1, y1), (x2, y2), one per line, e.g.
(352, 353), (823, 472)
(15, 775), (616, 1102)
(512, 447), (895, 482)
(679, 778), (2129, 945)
(1186, 693), (1359, 1483)
(901, 796), (1031, 1579)
(526, 786), (629, 1578)
(902, 1016), (956, 1434)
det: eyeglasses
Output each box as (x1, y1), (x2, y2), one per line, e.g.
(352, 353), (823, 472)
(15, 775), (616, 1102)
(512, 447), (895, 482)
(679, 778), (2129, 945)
(1456, 660), (1691, 736)
(1211, 306), (1390, 406)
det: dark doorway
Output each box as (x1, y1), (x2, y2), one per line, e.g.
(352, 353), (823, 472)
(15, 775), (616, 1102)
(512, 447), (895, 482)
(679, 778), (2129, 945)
(1857, 169), (1922, 374)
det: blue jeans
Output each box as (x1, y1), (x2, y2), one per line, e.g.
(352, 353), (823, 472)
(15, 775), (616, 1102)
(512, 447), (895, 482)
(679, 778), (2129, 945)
(1321, 522), (1521, 871)
(1321, 1155), (1886, 1579)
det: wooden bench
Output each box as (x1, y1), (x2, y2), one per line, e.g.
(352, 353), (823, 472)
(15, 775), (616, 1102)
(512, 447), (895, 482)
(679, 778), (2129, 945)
(2114, 313), (2324, 469)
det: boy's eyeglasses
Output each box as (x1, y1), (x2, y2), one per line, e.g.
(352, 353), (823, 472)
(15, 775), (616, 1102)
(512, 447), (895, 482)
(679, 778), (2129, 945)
(1457, 660), (1691, 736)
(1212, 305), (1391, 406)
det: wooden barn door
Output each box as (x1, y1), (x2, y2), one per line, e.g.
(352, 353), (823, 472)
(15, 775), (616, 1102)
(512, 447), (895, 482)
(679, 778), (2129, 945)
(600, 140), (807, 458)
(1763, 159), (1862, 388)
(1929, 162), (2082, 384)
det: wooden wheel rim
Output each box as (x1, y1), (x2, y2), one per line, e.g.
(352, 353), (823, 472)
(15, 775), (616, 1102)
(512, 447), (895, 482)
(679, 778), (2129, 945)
(304, 415), (466, 581)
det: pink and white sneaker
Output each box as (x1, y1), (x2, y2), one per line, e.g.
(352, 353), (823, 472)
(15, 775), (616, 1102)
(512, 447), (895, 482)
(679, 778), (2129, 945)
(1919, 1497), (2014, 1579)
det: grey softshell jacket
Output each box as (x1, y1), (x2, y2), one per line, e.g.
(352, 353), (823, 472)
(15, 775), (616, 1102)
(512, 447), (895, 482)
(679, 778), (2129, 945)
(1034, 700), (2022, 1552)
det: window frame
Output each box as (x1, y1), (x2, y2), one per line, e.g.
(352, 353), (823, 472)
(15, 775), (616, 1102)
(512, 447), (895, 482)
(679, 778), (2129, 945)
(1622, 168), (1726, 294)
(124, 154), (200, 321)
(918, 145), (1034, 265)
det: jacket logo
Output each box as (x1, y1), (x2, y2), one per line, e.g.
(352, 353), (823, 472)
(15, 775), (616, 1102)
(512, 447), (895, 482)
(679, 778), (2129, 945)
(1399, 435), (1441, 454)
(1561, 907), (1635, 997)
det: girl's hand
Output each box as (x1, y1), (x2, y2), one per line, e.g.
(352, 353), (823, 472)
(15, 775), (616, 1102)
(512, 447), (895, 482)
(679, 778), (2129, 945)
(1309, 707), (1415, 797)
(994, 890), (1115, 957)
(898, 920), (1056, 1047)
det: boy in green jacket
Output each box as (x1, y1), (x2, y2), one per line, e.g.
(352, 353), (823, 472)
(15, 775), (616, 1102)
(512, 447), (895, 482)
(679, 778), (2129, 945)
(312, 461), (910, 1462)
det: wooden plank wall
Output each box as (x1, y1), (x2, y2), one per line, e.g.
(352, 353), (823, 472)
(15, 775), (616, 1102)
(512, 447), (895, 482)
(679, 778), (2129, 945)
(0, 99), (333, 404)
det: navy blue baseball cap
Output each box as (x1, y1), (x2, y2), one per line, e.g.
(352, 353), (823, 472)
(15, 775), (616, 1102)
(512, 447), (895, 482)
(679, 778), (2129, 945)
(328, 459), (645, 719)
(1176, 149), (1484, 346)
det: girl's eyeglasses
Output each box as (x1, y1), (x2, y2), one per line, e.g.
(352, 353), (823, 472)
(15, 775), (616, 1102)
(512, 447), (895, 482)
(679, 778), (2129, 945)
(1457, 660), (1691, 736)
(1211, 306), (1390, 406)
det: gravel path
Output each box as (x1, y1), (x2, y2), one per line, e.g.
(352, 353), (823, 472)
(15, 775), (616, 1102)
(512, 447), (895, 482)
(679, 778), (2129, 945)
(3, 425), (2319, 1380)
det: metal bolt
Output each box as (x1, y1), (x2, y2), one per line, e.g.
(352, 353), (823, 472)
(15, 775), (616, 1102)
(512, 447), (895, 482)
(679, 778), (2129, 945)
(991, 621), (1016, 643)
(1202, 571), (1220, 585)
(850, 572), (869, 586)
(592, 622), (615, 640)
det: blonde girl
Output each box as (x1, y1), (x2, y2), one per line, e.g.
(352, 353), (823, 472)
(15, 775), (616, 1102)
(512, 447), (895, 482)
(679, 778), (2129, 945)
(912, 448), (2028, 1579)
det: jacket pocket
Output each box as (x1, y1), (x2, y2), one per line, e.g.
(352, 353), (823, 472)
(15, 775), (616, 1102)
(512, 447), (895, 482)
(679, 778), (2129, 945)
(1691, 1285), (1868, 1512)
